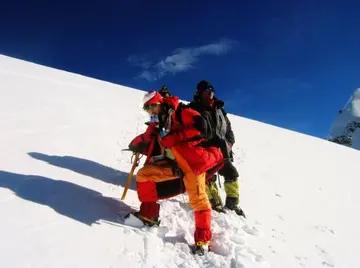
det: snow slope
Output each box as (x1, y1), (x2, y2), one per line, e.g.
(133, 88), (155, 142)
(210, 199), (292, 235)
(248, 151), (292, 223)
(1, 54), (360, 268)
(328, 88), (360, 150)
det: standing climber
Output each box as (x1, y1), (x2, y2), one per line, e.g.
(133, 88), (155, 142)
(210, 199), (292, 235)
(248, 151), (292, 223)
(188, 80), (245, 217)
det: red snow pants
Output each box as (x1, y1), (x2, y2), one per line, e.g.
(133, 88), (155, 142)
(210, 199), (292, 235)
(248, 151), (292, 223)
(170, 148), (212, 246)
(136, 160), (184, 220)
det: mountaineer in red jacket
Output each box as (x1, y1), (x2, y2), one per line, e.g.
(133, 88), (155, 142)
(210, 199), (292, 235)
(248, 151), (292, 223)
(126, 90), (224, 254)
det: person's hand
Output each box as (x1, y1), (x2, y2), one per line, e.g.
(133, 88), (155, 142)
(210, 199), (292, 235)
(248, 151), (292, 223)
(160, 128), (168, 137)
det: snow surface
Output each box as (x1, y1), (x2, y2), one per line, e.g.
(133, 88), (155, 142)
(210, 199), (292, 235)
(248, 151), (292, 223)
(1, 54), (360, 268)
(328, 88), (360, 150)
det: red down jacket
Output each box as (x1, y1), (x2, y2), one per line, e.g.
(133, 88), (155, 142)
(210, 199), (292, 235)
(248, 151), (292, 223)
(128, 96), (224, 175)
(159, 96), (224, 175)
(128, 123), (160, 158)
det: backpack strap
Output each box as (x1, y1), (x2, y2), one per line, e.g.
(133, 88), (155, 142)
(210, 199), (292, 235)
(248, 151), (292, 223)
(175, 103), (186, 127)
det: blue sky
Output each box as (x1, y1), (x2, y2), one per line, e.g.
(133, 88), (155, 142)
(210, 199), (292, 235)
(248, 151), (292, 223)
(1, 1), (360, 138)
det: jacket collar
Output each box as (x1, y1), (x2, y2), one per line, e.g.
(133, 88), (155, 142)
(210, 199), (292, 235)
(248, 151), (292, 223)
(194, 97), (224, 110)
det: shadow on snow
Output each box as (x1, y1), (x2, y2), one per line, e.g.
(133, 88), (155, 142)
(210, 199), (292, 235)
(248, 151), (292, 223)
(28, 152), (136, 191)
(0, 170), (134, 226)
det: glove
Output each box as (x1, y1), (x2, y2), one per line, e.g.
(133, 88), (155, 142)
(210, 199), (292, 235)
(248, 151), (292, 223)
(160, 128), (168, 137)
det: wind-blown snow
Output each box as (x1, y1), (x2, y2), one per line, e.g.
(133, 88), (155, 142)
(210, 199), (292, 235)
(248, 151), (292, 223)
(1, 54), (360, 268)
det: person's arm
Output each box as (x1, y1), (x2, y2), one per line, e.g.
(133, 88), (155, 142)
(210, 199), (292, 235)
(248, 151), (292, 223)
(161, 108), (206, 148)
(223, 109), (235, 145)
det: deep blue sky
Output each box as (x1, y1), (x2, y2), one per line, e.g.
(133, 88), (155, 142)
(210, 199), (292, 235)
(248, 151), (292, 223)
(1, 1), (360, 137)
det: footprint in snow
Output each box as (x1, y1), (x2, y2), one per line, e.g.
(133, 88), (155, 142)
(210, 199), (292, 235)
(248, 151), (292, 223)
(315, 225), (336, 235)
(271, 229), (287, 243)
(230, 235), (246, 245)
(243, 225), (259, 236)
(322, 261), (335, 267)
(246, 247), (266, 263)
(230, 258), (245, 268)
(295, 255), (302, 260)
(315, 244), (328, 255)
(268, 246), (276, 254)
(315, 245), (335, 267)
(234, 246), (264, 265)
(295, 255), (308, 266)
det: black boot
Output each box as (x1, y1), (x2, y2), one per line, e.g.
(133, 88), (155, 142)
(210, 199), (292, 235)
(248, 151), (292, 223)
(224, 197), (246, 218)
(209, 198), (225, 213)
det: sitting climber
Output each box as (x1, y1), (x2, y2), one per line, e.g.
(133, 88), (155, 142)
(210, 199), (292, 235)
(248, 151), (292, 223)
(127, 90), (224, 253)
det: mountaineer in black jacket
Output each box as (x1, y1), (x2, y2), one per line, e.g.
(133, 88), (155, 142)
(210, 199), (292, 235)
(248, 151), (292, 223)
(188, 80), (245, 217)
(158, 85), (172, 97)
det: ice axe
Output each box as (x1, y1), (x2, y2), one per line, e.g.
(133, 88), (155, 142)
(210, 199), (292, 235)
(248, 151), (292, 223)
(120, 150), (141, 200)
(120, 137), (156, 200)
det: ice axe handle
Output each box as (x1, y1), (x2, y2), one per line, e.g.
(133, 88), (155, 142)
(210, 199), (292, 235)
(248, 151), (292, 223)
(120, 152), (140, 200)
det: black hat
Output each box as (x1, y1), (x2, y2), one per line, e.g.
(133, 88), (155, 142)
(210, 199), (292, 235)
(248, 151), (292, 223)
(159, 85), (171, 97)
(195, 80), (215, 96)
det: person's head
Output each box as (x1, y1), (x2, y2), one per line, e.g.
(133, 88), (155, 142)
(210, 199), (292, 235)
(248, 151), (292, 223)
(143, 90), (163, 115)
(159, 85), (171, 97)
(194, 80), (215, 103)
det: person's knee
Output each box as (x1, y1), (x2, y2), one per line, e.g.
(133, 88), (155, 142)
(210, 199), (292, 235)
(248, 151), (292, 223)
(188, 192), (211, 211)
(136, 166), (149, 183)
(137, 181), (157, 202)
(136, 164), (176, 183)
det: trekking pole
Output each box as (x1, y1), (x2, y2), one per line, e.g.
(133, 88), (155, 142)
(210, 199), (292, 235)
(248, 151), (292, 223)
(121, 152), (141, 200)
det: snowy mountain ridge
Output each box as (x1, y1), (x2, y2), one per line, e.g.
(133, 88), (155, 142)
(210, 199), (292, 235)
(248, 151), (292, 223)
(1, 54), (360, 268)
(328, 88), (360, 150)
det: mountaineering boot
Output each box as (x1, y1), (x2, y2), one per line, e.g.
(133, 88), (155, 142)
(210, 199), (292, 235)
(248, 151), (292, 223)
(209, 199), (225, 213)
(124, 211), (160, 227)
(224, 197), (246, 218)
(205, 180), (225, 213)
(224, 180), (246, 218)
(124, 201), (161, 227)
(191, 242), (210, 256)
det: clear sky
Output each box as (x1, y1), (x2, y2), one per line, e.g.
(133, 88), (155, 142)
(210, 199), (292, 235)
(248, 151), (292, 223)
(1, 1), (360, 137)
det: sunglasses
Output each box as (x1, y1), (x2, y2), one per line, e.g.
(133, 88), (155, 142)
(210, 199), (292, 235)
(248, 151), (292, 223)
(204, 87), (214, 93)
(143, 103), (160, 111)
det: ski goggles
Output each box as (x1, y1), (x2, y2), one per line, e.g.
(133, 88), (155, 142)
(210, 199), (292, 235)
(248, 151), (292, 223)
(143, 103), (160, 111)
